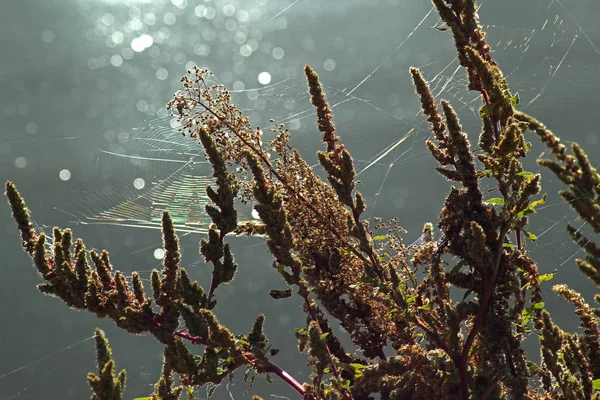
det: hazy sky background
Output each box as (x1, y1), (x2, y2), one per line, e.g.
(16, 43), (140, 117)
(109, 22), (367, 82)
(2, 0), (600, 398)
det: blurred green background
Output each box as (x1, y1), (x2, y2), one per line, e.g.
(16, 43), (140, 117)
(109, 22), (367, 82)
(2, 0), (600, 398)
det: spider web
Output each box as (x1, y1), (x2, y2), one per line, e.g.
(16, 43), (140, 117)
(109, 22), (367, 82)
(3, 0), (599, 399)
(36, 2), (595, 260)
(56, 116), (217, 234)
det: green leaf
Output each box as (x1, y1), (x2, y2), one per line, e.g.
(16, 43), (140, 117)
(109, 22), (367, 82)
(516, 210), (530, 219)
(539, 270), (556, 283)
(517, 171), (533, 177)
(372, 234), (388, 241)
(526, 361), (539, 375)
(511, 93), (520, 106)
(320, 332), (330, 340)
(479, 104), (492, 118)
(523, 230), (538, 242)
(398, 283), (406, 294)
(521, 308), (534, 324)
(485, 198), (505, 205)
(418, 303), (432, 311)
(266, 374), (273, 383)
(522, 302), (544, 324)
(524, 141), (532, 152)
(295, 328), (308, 339)
(516, 193), (545, 218)
(503, 243), (517, 249)
(530, 193), (547, 208)
(348, 363), (366, 379)
(593, 379), (600, 390)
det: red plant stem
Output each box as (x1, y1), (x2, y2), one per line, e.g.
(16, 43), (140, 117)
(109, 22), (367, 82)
(413, 317), (449, 355)
(303, 297), (354, 400)
(148, 315), (307, 397)
(260, 357), (307, 396)
(206, 228), (229, 305)
(479, 88), (500, 141)
(457, 223), (509, 399)
(450, 43), (519, 397)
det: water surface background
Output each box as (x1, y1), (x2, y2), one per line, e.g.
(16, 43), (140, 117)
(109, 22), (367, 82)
(2, 0), (600, 398)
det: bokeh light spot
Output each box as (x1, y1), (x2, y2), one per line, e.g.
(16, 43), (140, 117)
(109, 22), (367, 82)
(131, 34), (153, 52)
(133, 177), (145, 190)
(59, 169), (71, 181)
(240, 44), (253, 57)
(324, 59), (336, 71)
(25, 122), (37, 134)
(156, 68), (169, 80)
(154, 248), (165, 260)
(14, 156), (27, 168)
(257, 71), (271, 85)
(272, 47), (284, 60)
(110, 54), (123, 67)
(223, 4), (236, 16)
(41, 30), (56, 43)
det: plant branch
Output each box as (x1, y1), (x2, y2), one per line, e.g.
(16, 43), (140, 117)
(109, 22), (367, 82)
(146, 313), (308, 396)
(457, 222), (510, 399)
(189, 97), (382, 279)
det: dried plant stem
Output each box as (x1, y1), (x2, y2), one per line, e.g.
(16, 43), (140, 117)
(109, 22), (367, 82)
(147, 314), (308, 396)
(479, 87), (500, 140)
(191, 97), (380, 276)
(457, 222), (510, 399)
